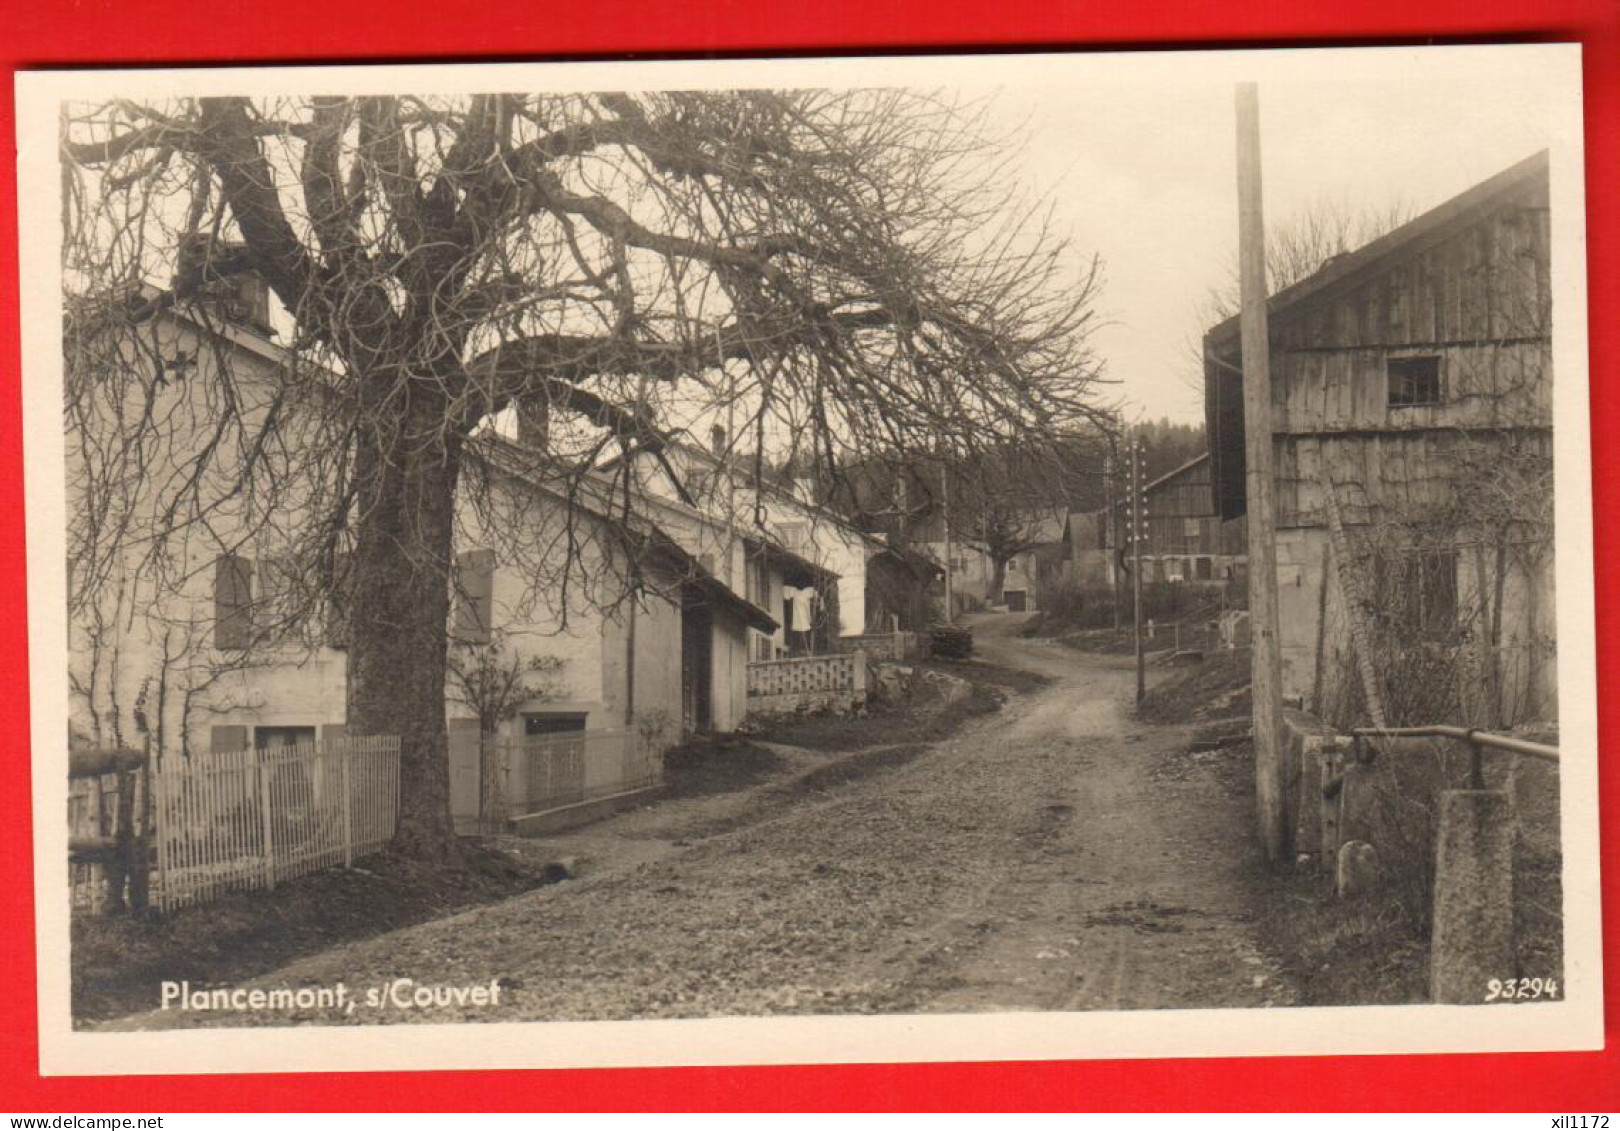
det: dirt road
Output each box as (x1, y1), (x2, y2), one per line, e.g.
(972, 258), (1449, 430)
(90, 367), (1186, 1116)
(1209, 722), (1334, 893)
(112, 613), (1292, 1029)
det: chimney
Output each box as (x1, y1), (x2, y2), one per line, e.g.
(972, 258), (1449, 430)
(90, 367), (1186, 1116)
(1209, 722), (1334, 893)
(515, 396), (550, 450)
(710, 423), (727, 459)
(239, 274), (274, 335)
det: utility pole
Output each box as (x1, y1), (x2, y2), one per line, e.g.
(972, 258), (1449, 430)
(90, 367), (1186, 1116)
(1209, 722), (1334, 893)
(1128, 437), (1147, 705)
(1235, 82), (1288, 867)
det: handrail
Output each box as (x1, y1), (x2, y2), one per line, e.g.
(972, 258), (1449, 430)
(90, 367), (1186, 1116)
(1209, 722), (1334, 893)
(1350, 725), (1559, 763)
(1350, 724), (1558, 792)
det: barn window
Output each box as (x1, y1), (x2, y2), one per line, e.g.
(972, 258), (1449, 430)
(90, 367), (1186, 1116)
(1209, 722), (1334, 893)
(1387, 355), (1442, 408)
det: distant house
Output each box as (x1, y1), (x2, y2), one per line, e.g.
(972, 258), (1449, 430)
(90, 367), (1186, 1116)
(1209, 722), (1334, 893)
(1204, 151), (1554, 725)
(911, 508), (1067, 615)
(1063, 454), (1247, 593)
(1126, 454), (1246, 586)
(603, 430), (884, 640)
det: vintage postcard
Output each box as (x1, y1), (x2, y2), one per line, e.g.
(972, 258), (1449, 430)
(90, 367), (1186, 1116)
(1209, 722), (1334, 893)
(18, 43), (1600, 1075)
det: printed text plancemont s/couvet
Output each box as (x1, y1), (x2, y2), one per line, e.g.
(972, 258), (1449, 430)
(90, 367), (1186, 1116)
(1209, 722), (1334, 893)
(159, 979), (503, 1015)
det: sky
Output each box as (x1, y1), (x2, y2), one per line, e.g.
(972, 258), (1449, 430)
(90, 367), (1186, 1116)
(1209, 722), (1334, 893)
(975, 47), (1576, 425)
(38, 46), (1579, 443)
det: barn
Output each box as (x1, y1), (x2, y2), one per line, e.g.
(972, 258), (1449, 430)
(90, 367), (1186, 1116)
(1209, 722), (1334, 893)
(1204, 151), (1555, 728)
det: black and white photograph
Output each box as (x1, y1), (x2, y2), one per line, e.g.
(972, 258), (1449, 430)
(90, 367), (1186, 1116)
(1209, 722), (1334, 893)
(19, 45), (1600, 1074)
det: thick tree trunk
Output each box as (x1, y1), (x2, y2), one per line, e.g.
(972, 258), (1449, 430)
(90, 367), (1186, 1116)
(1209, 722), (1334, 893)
(987, 557), (1008, 603)
(346, 398), (463, 862)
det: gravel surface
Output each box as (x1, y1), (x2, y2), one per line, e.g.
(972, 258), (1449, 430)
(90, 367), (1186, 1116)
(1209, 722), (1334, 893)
(106, 612), (1294, 1030)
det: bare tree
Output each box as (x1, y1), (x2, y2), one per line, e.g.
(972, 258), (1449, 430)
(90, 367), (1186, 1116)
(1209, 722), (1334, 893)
(1179, 196), (1414, 405)
(1205, 194), (1415, 320)
(446, 631), (564, 834)
(914, 435), (1110, 601)
(62, 91), (1109, 860)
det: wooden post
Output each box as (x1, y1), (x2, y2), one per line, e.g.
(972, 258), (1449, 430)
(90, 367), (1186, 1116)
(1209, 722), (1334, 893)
(1131, 440), (1146, 705)
(258, 752), (276, 889)
(339, 739), (354, 867)
(1236, 82), (1289, 867)
(1105, 445), (1121, 634)
(128, 733), (151, 913)
(152, 765), (168, 912)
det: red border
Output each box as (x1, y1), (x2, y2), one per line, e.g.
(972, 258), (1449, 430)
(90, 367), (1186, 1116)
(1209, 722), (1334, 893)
(2, 0), (1615, 1112)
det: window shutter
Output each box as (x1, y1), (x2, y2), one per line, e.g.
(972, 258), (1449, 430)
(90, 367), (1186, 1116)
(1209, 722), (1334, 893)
(326, 551), (352, 649)
(210, 724), (249, 753)
(454, 549), (495, 644)
(213, 553), (253, 650)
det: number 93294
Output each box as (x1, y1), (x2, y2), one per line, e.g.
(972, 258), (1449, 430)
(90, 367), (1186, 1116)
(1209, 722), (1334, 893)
(1485, 977), (1559, 1002)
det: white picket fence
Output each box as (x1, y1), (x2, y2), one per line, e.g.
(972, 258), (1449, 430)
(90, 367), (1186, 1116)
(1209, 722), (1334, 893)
(151, 736), (401, 912)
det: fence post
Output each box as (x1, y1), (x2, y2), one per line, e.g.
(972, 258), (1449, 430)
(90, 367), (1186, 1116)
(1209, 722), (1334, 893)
(152, 768), (168, 912)
(1430, 788), (1514, 1003)
(258, 753), (276, 890)
(340, 739), (354, 867)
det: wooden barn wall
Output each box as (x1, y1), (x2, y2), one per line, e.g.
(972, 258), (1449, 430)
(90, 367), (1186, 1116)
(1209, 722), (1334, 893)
(1271, 194), (1551, 435)
(1272, 430), (1552, 530)
(1145, 458), (1213, 517)
(1208, 175), (1551, 520)
(1108, 459), (1229, 556)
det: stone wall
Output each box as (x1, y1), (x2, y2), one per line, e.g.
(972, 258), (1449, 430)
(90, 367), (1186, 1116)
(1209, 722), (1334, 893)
(746, 650), (867, 715)
(829, 632), (924, 662)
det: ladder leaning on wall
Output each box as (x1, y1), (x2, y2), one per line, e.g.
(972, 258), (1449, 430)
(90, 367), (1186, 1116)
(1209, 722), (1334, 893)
(1314, 459), (1389, 730)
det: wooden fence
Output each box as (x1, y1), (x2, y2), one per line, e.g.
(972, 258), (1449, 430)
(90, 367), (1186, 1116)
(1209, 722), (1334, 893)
(149, 735), (401, 912)
(69, 759), (148, 916)
(500, 729), (661, 824)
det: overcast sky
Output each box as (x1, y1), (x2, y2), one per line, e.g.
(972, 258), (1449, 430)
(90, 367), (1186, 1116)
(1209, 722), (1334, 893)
(982, 49), (1574, 425)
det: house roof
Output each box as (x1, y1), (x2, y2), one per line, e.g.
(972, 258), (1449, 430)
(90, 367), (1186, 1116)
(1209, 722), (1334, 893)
(869, 544), (945, 581)
(1024, 511), (1070, 546)
(1141, 452), (1209, 496)
(601, 435), (887, 551)
(83, 283), (781, 637)
(745, 534), (840, 587)
(473, 436), (780, 634)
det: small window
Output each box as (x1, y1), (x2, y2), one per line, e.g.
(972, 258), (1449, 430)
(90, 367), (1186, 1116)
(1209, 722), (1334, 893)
(523, 713), (586, 737)
(1388, 355), (1442, 408)
(255, 725), (316, 752)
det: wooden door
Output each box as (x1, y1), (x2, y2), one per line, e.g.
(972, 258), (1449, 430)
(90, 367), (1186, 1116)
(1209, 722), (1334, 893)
(681, 602), (713, 734)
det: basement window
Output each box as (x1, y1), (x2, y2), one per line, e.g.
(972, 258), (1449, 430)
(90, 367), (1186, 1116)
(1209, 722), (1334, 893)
(1387, 355), (1442, 408)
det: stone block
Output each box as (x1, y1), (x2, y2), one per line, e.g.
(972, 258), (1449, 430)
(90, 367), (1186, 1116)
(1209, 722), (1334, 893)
(1336, 840), (1380, 897)
(1430, 789), (1515, 1004)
